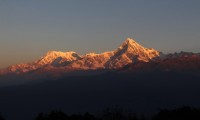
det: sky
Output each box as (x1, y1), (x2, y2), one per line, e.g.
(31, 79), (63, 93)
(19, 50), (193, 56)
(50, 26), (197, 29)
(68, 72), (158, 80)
(0, 0), (200, 68)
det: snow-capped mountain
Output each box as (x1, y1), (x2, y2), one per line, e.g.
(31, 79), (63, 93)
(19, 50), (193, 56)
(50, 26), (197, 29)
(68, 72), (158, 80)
(37, 51), (81, 66)
(106, 38), (160, 69)
(1, 51), (82, 74)
(0, 38), (160, 75)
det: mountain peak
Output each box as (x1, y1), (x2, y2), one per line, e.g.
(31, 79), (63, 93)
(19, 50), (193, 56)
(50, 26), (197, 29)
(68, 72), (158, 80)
(106, 38), (160, 68)
(119, 38), (143, 50)
(44, 51), (65, 58)
(43, 51), (79, 60)
(36, 51), (80, 66)
(122, 38), (136, 46)
(124, 38), (136, 43)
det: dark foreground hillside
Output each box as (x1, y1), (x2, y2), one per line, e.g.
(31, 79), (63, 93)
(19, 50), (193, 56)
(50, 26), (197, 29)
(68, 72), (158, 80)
(0, 71), (200, 120)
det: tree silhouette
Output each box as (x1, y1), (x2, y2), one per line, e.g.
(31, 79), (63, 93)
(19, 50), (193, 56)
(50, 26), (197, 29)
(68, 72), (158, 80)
(35, 112), (47, 120)
(69, 114), (82, 120)
(152, 106), (200, 120)
(33, 106), (200, 120)
(82, 112), (96, 120)
(48, 110), (68, 120)
(35, 107), (142, 120)
(100, 107), (140, 120)
(35, 110), (68, 120)
(101, 107), (126, 120)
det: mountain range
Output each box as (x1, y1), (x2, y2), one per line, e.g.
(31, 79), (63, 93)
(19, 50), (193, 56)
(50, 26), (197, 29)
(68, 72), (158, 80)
(0, 38), (200, 77)
(0, 38), (160, 75)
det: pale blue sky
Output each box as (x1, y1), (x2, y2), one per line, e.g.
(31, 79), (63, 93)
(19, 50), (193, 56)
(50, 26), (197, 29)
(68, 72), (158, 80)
(0, 0), (200, 68)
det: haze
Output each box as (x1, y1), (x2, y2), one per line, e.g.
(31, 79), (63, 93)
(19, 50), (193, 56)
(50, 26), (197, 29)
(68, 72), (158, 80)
(0, 0), (200, 68)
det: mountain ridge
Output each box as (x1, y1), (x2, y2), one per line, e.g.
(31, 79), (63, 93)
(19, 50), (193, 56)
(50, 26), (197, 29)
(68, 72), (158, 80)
(1, 38), (200, 77)
(0, 38), (160, 75)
